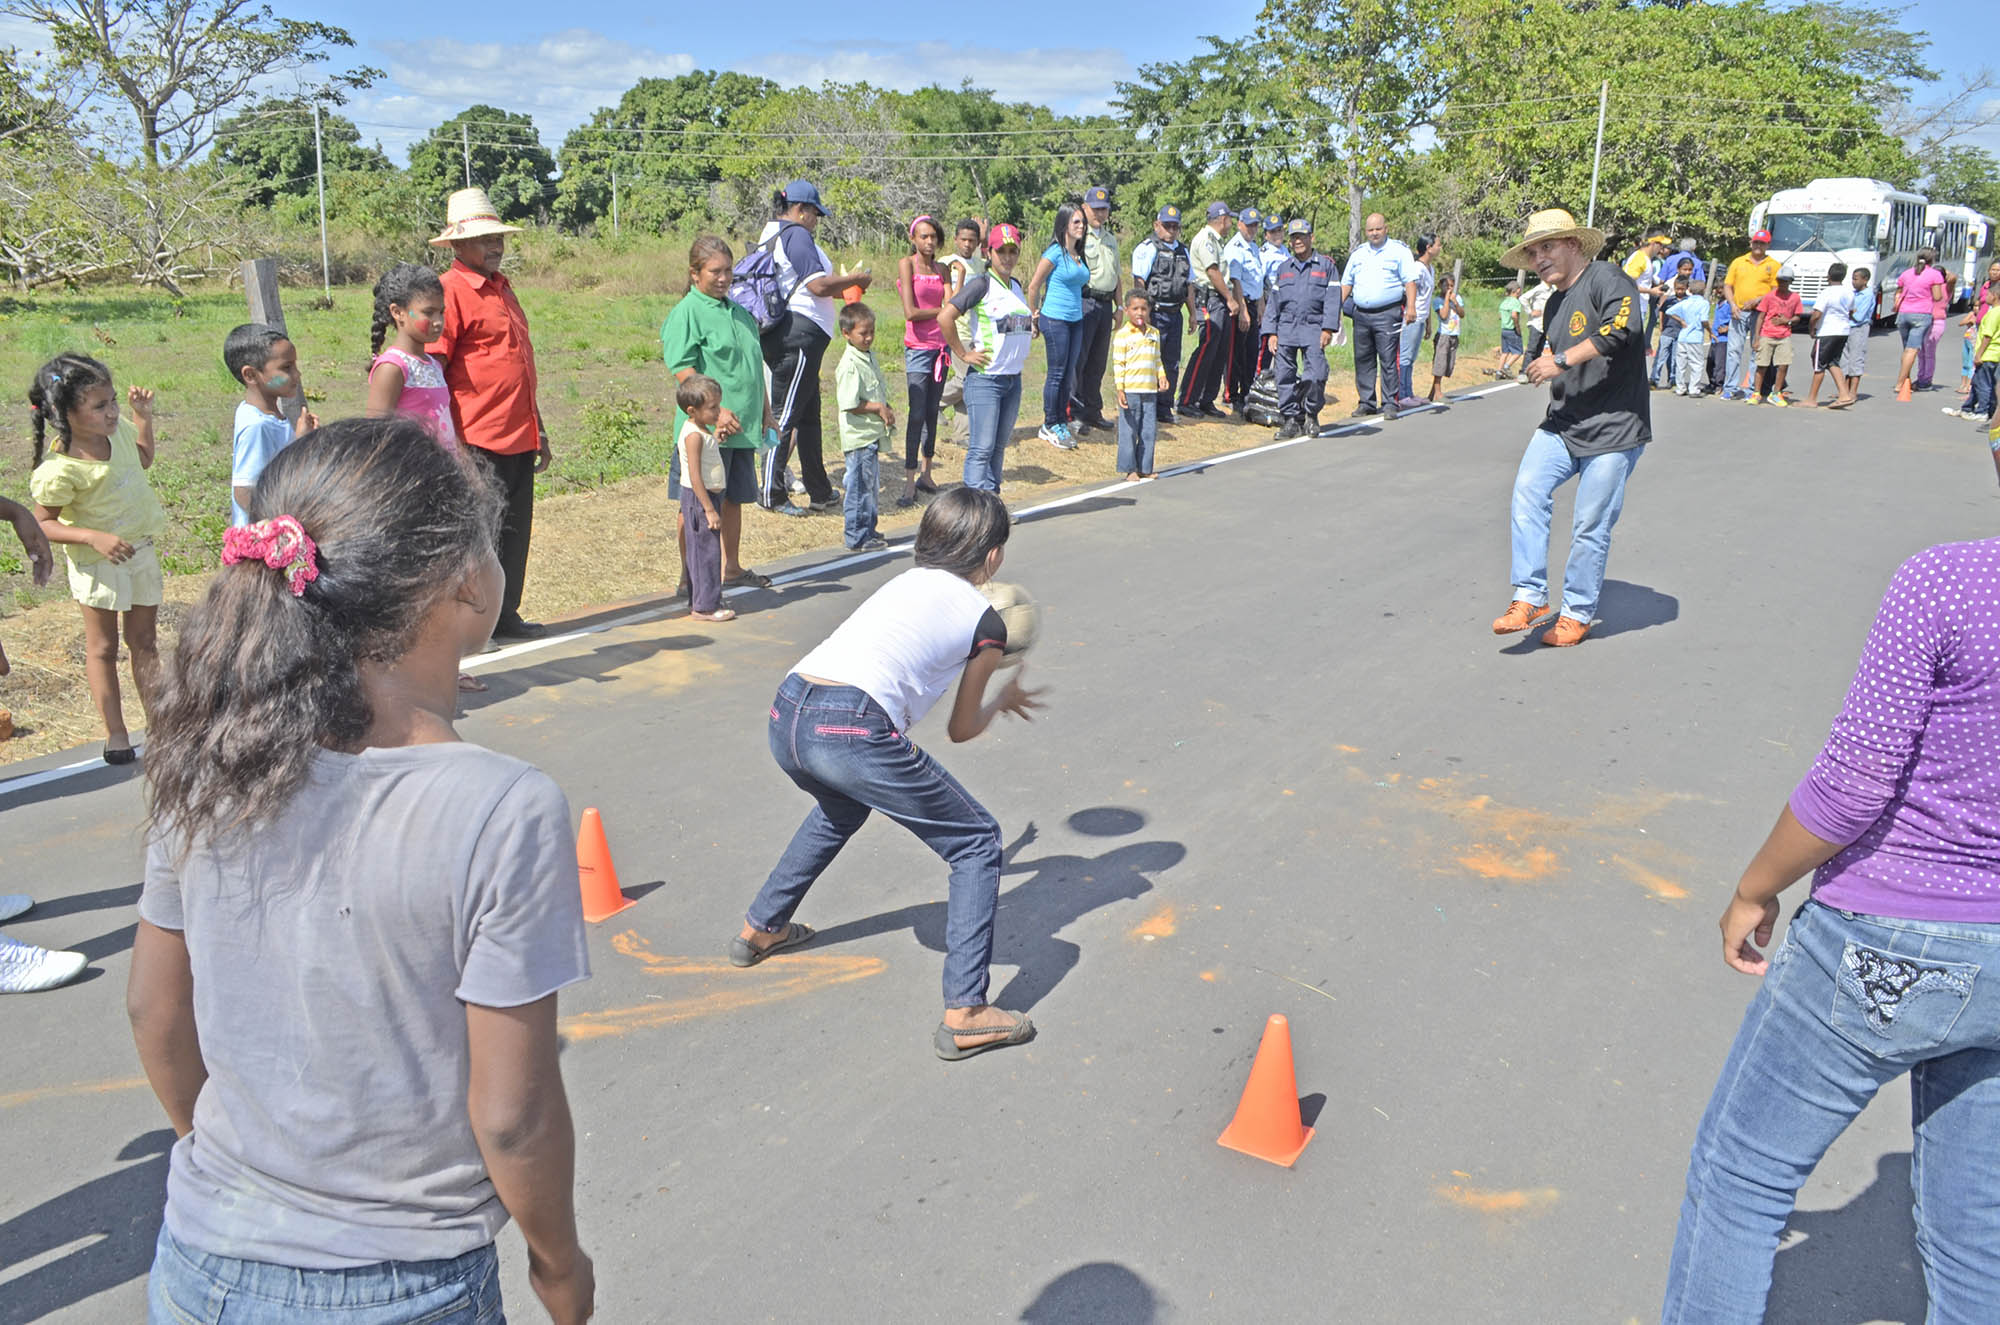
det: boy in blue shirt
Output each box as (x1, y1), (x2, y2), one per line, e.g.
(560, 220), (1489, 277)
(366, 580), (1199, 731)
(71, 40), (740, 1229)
(1664, 279), (1713, 396)
(1706, 297), (1733, 396)
(224, 324), (316, 527)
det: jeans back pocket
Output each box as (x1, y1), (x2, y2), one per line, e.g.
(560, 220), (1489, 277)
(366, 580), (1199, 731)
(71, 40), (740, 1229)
(1829, 940), (1976, 1057)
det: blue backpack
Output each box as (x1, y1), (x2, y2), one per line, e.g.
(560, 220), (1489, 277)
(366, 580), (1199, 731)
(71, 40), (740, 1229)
(729, 222), (801, 331)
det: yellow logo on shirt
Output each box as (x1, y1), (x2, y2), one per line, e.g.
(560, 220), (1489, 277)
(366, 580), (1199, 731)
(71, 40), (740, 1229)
(1568, 309), (1586, 337)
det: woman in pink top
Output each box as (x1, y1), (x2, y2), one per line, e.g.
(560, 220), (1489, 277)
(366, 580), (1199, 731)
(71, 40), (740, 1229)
(366, 263), (459, 447)
(897, 215), (949, 508)
(1890, 248), (1949, 396)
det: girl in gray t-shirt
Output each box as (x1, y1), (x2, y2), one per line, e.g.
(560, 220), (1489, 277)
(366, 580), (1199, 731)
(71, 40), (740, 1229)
(130, 417), (595, 1323)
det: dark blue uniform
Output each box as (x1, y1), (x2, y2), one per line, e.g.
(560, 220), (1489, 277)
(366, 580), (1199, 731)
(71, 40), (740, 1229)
(1261, 251), (1342, 426)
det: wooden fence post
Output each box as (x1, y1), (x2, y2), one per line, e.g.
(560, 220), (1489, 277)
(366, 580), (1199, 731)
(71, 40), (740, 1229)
(242, 258), (303, 427)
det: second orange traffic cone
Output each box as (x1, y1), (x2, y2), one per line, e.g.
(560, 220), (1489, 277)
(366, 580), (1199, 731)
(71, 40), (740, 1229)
(1217, 1014), (1315, 1167)
(577, 808), (637, 923)
(1897, 380), (1913, 402)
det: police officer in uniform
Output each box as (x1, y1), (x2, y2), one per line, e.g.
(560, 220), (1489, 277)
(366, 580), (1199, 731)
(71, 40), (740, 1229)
(1131, 205), (1195, 423)
(1339, 211), (1419, 421)
(1261, 218), (1342, 439)
(1259, 214), (1287, 378)
(1223, 206), (1266, 413)
(1072, 184), (1121, 433)
(1179, 201), (1242, 419)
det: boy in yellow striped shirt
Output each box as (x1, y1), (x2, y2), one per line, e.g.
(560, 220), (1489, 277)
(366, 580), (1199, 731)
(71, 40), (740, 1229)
(1113, 291), (1170, 480)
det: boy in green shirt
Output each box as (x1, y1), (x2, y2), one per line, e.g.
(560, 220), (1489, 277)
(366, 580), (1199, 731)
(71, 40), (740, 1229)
(834, 303), (893, 551)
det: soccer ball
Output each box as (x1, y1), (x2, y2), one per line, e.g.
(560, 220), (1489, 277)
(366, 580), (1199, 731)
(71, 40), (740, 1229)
(979, 580), (1039, 661)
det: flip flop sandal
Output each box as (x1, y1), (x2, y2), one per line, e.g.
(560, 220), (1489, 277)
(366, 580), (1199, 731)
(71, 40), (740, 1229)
(933, 1011), (1035, 1061)
(457, 672), (488, 693)
(724, 570), (774, 590)
(727, 922), (814, 967)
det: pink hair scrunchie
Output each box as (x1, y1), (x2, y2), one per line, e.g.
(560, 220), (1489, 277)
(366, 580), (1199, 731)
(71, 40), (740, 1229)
(221, 515), (320, 597)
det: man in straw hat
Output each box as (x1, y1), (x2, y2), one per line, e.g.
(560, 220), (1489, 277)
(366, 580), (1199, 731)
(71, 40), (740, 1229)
(1491, 208), (1651, 648)
(427, 186), (549, 640)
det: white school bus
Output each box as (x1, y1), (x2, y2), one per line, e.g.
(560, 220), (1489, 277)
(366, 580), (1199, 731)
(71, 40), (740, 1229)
(1924, 203), (1995, 309)
(1750, 177), (1927, 313)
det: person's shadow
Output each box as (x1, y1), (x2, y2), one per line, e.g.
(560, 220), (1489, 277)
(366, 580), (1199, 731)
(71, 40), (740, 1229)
(0, 1128), (172, 1323)
(1767, 1152), (1926, 1324)
(804, 808), (1185, 1012)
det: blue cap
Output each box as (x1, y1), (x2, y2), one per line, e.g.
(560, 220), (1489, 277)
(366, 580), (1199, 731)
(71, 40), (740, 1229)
(1264, 214), (1284, 231)
(1239, 206), (1261, 226)
(782, 179), (829, 216)
(1286, 218), (1313, 237)
(1206, 201), (1233, 221)
(1157, 204), (1182, 224)
(1084, 186), (1110, 208)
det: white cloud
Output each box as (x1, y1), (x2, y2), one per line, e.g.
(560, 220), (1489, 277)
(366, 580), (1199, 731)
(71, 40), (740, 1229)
(737, 40), (1132, 115)
(347, 29), (697, 162)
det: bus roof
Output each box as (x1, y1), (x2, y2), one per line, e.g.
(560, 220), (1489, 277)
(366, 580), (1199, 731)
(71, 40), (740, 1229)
(1926, 202), (1992, 225)
(1767, 177), (1926, 211)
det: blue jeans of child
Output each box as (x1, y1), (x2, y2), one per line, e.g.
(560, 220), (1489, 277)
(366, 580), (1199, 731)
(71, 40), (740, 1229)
(149, 1226), (502, 1324)
(1040, 315), (1083, 426)
(842, 444), (878, 547)
(1967, 361), (1997, 420)
(1397, 319), (1423, 400)
(961, 372), (1020, 493)
(1508, 428), (1643, 624)
(1662, 899), (2000, 1323)
(1117, 394), (1157, 474)
(747, 676), (1004, 1008)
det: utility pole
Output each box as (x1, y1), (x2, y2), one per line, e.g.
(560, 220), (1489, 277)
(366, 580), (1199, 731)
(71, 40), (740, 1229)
(612, 165), (619, 237)
(311, 103), (331, 300)
(461, 122), (472, 187)
(1586, 80), (1608, 228)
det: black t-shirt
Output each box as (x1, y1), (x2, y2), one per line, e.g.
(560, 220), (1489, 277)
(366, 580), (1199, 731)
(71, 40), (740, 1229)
(1528, 261), (1651, 456)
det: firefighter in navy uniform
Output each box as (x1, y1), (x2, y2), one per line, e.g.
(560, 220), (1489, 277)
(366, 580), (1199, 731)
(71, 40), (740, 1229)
(1130, 204), (1196, 423)
(1261, 218), (1342, 439)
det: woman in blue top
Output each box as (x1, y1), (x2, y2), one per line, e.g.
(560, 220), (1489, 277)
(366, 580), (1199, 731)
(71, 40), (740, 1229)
(1026, 202), (1090, 450)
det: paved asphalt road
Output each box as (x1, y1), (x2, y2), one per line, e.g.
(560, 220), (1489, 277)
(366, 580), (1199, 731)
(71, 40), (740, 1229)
(2, 346), (1993, 1323)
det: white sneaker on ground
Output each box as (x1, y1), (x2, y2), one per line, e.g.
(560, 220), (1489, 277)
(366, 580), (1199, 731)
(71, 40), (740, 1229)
(0, 936), (88, 993)
(0, 895), (31, 923)
(1942, 407), (1963, 417)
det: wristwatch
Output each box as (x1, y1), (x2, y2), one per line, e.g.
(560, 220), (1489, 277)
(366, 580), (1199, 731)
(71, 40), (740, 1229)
(1552, 349), (1570, 370)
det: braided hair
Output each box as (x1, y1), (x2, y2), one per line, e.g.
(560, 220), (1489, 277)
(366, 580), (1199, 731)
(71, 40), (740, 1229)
(26, 352), (113, 467)
(369, 262), (445, 357)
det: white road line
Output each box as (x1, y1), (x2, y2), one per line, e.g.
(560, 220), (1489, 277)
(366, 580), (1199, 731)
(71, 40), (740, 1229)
(0, 382), (1522, 798)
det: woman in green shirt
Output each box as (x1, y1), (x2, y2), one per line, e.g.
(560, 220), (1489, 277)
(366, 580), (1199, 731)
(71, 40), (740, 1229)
(661, 236), (778, 589)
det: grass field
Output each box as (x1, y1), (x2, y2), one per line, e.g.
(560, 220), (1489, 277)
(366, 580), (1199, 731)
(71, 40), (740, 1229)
(0, 235), (1508, 758)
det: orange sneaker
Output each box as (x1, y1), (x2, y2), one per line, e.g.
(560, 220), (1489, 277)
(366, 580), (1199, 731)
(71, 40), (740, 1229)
(1491, 600), (1551, 635)
(1540, 616), (1592, 647)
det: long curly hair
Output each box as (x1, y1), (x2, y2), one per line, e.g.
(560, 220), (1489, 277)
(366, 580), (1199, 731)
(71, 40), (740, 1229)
(26, 352), (113, 466)
(369, 262), (446, 357)
(145, 416), (502, 855)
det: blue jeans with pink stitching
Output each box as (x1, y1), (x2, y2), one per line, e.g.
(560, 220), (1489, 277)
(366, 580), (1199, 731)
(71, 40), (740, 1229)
(747, 674), (1002, 1007)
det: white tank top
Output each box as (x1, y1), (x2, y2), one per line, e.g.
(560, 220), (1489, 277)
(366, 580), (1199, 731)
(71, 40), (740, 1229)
(793, 568), (1005, 730)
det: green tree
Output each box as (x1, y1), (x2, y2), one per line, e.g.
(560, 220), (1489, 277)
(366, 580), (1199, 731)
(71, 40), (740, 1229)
(1, 0), (377, 165)
(554, 70), (778, 234)
(214, 97), (390, 207)
(1920, 145), (2000, 219)
(406, 106), (556, 224)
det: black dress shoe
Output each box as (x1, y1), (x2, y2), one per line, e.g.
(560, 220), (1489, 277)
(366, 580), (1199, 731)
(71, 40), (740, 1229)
(1084, 415), (1114, 431)
(1198, 404), (1228, 418)
(492, 617), (547, 641)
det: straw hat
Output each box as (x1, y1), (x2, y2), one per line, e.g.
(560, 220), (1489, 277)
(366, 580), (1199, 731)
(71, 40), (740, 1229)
(1500, 209), (1606, 269)
(430, 187), (522, 247)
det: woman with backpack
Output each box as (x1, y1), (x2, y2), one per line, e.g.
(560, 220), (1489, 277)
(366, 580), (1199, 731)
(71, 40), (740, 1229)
(755, 180), (870, 517)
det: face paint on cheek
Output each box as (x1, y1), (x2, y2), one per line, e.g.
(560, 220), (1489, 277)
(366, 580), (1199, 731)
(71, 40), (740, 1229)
(264, 373), (292, 392)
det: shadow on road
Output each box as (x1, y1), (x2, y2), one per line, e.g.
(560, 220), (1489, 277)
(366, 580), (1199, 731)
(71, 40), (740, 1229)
(1498, 579), (1679, 653)
(0, 1128), (171, 1324)
(1019, 1261), (1163, 1323)
(0, 758), (141, 810)
(1768, 1152), (1926, 1325)
(803, 809), (1184, 1013)
(4, 882), (141, 923)
(1015, 494), (1139, 525)
(460, 633), (713, 714)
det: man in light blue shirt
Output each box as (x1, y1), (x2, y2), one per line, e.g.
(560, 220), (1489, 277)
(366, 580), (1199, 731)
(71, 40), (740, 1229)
(1224, 206), (1267, 411)
(1339, 213), (1419, 419)
(1260, 215), (1287, 290)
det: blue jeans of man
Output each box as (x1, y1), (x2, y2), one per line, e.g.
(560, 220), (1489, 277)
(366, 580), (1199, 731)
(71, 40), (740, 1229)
(1508, 428), (1643, 624)
(1397, 318), (1424, 400)
(747, 676), (1004, 1008)
(1662, 899), (2000, 1323)
(149, 1226), (502, 1324)
(1117, 393), (1157, 474)
(1040, 315), (1083, 426)
(841, 443), (878, 547)
(1152, 309), (1184, 416)
(1350, 304), (1402, 411)
(1723, 310), (1757, 395)
(961, 371), (1020, 493)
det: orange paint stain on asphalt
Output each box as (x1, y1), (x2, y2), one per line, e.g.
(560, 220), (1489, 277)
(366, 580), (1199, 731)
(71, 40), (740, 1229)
(1435, 1184), (1561, 1215)
(1198, 970), (1217, 982)
(1612, 854), (1690, 900)
(1129, 906), (1178, 939)
(1335, 744), (1362, 753)
(557, 931), (886, 1042)
(1456, 846), (1561, 882)
(0, 1075), (151, 1110)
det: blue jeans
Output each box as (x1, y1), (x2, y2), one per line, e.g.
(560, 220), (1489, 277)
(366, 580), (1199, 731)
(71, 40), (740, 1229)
(748, 676), (1004, 1008)
(1116, 393), (1157, 474)
(1508, 429), (1643, 624)
(1663, 900), (2000, 1323)
(1397, 319), (1423, 399)
(148, 1226), (502, 1323)
(961, 372), (1020, 493)
(1040, 315), (1083, 425)
(1723, 311), (1756, 394)
(1967, 361), (1997, 420)
(1897, 311), (1934, 351)
(841, 444), (878, 547)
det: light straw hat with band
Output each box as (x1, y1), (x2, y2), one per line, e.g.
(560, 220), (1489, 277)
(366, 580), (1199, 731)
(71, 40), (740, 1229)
(1500, 209), (1608, 270)
(430, 187), (523, 247)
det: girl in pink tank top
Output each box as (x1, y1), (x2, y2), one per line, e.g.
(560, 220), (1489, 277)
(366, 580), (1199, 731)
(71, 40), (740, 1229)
(365, 263), (459, 448)
(898, 216), (950, 506)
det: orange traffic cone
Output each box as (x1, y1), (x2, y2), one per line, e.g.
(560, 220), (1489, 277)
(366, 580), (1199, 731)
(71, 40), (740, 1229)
(1897, 379), (1913, 402)
(577, 808), (637, 924)
(1217, 1014), (1314, 1167)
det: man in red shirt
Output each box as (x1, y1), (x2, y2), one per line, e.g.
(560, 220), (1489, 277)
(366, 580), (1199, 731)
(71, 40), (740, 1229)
(428, 187), (552, 639)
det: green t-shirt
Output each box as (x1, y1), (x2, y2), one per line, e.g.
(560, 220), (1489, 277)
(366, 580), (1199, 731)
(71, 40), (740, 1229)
(660, 289), (765, 449)
(1499, 294), (1525, 333)
(834, 344), (889, 452)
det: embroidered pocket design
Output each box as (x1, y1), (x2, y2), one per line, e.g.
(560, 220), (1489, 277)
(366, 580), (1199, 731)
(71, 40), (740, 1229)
(1835, 943), (1974, 1041)
(814, 725), (871, 737)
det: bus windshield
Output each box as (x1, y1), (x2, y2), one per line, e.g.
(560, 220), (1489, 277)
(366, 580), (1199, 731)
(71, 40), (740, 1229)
(1766, 212), (1877, 252)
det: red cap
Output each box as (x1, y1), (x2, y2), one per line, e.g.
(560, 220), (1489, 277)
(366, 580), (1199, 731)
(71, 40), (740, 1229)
(1751, 229), (1771, 243)
(986, 222), (1021, 250)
